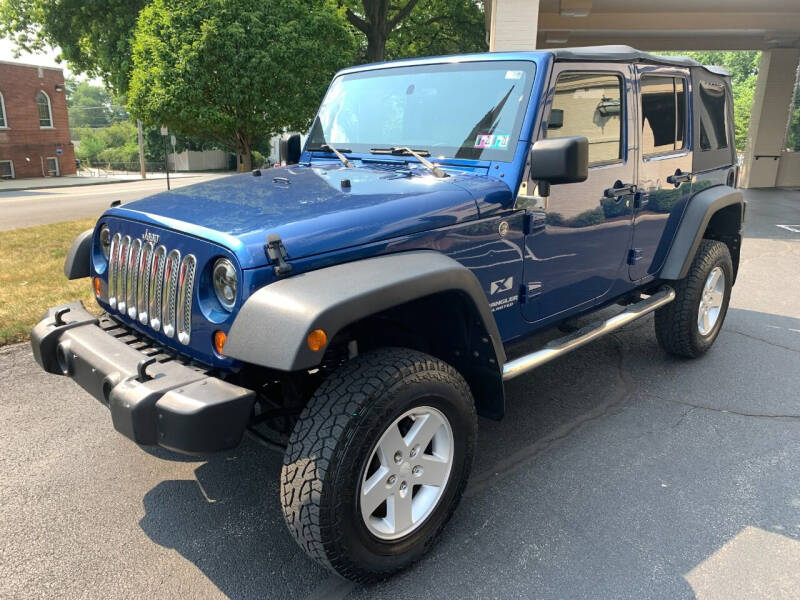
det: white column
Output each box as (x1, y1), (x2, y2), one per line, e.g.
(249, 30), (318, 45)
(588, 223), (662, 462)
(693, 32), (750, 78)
(488, 0), (541, 52)
(741, 48), (800, 188)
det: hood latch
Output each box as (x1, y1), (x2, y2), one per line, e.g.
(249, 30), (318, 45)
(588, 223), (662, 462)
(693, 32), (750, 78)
(265, 233), (292, 276)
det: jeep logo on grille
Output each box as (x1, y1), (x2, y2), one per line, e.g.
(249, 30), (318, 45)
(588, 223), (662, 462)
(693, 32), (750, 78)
(142, 230), (160, 244)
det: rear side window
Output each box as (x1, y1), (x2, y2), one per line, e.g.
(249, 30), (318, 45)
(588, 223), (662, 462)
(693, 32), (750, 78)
(546, 72), (623, 166)
(641, 76), (686, 155)
(697, 80), (729, 151)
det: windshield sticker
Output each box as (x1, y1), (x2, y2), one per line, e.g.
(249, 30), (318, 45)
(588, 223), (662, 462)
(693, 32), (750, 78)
(505, 70), (524, 80)
(474, 134), (510, 149)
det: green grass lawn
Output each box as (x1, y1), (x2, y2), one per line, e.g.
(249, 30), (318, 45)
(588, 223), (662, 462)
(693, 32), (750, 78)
(0, 219), (101, 345)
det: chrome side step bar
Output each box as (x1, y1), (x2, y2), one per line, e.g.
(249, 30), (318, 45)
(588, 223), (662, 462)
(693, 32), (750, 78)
(502, 287), (676, 381)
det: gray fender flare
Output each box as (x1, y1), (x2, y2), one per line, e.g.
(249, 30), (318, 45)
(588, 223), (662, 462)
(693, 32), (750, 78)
(224, 250), (506, 372)
(660, 185), (744, 280)
(64, 229), (93, 279)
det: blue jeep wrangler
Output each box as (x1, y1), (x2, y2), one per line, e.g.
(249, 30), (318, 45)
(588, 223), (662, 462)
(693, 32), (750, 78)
(32, 46), (743, 581)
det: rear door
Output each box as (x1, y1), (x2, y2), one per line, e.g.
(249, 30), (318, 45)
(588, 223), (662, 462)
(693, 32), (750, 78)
(521, 63), (635, 322)
(629, 66), (692, 280)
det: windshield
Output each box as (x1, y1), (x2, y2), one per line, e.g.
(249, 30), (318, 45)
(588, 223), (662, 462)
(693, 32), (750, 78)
(307, 60), (536, 162)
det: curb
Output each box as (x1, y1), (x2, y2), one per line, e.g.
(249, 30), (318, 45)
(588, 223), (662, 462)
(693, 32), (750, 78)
(0, 178), (131, 193)
(0, 340), (31, 353)
(0, 173), (211, 193)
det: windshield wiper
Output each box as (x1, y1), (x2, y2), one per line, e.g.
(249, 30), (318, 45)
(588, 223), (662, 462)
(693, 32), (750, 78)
(309, 142), (354, 168)
(370, 146), (448, 178)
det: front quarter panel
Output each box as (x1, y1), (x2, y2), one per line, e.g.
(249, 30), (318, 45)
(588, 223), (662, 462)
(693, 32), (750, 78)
(64, 229), (93, 279)
(225, 250), (507, 371)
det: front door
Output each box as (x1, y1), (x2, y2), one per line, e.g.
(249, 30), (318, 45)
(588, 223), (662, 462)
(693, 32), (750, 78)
(521, 63), (635, 322)
(629, 67), (693, 280)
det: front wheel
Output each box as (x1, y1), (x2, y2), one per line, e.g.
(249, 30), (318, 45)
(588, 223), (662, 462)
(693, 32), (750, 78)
(280, 347), (477, 582)
(655, 239), (733, 358)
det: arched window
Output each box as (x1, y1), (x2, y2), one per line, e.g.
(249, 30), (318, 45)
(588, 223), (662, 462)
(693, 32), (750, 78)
(36, 91), (53, 128)
(0, 92), (7, 128)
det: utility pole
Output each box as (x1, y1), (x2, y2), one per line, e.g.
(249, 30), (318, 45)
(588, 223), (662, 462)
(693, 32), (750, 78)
(160, 126), (170, 190)
(137, 120), (146, 180)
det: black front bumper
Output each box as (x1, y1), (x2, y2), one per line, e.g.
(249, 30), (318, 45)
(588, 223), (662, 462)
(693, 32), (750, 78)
(31, 302), (255, 454)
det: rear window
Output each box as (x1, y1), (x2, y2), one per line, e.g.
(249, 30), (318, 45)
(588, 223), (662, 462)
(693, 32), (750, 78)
(691, 69), (734, 172)
(697, 80), (729, 151)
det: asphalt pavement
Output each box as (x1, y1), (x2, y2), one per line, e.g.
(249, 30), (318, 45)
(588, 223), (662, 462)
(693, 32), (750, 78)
(0, 173), (230, 231)
(1, 189), (799, 599)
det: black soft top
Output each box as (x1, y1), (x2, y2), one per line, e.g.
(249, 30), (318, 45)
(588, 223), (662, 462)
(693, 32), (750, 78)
(551, 45), (730, 77)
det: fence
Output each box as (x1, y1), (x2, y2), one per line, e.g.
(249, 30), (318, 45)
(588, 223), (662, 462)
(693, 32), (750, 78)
(77, 161), (170, 177)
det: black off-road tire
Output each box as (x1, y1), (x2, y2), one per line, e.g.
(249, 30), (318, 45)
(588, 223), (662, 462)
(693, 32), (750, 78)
(655, 239), (733, 358)
(280, 347), (477, 582)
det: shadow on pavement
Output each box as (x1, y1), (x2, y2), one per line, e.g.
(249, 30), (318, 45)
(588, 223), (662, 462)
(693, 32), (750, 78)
(740, 188), (800, 239)
(137, 307), (800, 599)
(138, 438), (328, 600)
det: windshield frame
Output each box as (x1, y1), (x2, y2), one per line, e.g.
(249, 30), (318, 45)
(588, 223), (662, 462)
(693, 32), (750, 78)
(305, 59), (538, 164)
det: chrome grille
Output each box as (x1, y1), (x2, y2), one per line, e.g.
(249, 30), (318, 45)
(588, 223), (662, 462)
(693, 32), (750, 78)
(176, 254), (196, 345)
(105, 232), (196, 344)
(108, 233), (121, 309)
(126, 238), (141, 319)
(117, 235), (131, 314)
(162, 249), (181, 338)
(137, 242), (153, 324)
(149, 245), (167, 331)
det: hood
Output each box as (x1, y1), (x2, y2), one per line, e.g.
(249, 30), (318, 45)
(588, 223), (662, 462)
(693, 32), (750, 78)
(107, 162), (510, 269)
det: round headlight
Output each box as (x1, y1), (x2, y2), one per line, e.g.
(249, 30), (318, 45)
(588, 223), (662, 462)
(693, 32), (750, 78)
(99, 224), (111, 259)
(212, 258), (237, 311)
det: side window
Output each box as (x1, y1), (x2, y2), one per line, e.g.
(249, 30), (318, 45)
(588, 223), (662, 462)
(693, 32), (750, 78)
(641, 76), (686, 155)
(697, 80), (729, 151)
(546, 72), (623, 166)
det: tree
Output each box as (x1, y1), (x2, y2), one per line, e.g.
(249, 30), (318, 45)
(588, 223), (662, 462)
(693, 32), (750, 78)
(74, 121), (139, 165)
(127, 0), (356, 171)
(66, 79), (128, 130)
(385, 0), (486, 60)
(0, 0), (148, 93)
(788, 81), (800, 152)
(341, 0), (421, 63)
(662, 50), (760, 152)
(341, 0), (486, 63)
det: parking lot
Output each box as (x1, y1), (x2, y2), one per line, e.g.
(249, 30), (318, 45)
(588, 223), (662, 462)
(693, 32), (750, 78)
(1, 188), (799, 600)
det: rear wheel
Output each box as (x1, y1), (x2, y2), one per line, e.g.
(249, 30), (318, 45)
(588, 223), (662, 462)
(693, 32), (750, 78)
(655, 239), (733, 358)
(280, 347), (477, 582)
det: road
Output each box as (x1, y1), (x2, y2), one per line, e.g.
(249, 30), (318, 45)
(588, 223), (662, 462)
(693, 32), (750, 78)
(0, 174), (229, 231)
(1, 189), (799, 599)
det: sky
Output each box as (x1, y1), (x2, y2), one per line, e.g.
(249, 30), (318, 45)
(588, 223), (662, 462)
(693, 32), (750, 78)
(0, 37), (101, 83)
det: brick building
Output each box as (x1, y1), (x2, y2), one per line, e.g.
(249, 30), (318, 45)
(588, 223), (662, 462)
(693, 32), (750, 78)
(0, 61), (76, 179)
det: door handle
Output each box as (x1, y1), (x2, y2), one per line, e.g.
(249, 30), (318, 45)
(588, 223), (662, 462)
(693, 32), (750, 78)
(604, 181), (637, 199)
(666, 170), (692, 186)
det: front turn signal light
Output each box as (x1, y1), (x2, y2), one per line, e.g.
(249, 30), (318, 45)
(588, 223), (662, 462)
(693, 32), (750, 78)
(93, 277), (102, 298)
(213, 330), (227, 355)
(307, 329), (327, 352)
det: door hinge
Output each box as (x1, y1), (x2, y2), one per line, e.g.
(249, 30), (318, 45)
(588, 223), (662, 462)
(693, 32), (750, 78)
(627, 248), (643, 265)
(519, 281), (542, 304)
(523, 211), (547, 235)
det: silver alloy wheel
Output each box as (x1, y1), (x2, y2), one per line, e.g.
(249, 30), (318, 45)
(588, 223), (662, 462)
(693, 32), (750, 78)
(360, 405), (454, 540)
(698, 266), (725, 336)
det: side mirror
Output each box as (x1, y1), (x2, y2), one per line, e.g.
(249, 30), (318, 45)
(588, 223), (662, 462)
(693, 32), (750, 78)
(529, 136), (588, 186)
(279, 133), (302, 165)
